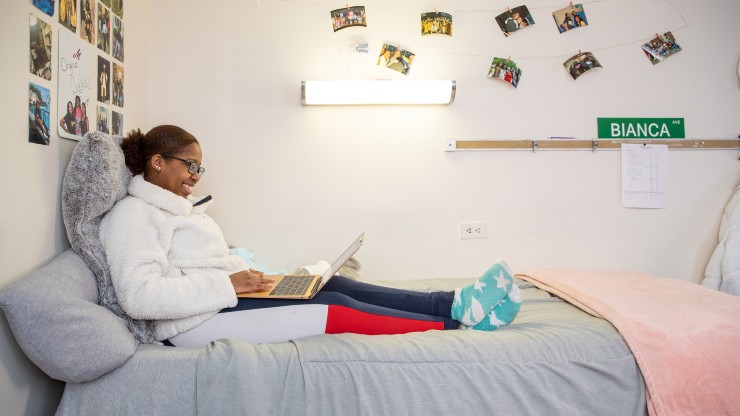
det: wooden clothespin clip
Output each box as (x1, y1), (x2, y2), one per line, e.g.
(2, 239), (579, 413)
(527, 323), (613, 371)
(346, 3), (349, 10)
(569, 1), (573, 8)
(578, 49), (582, 55)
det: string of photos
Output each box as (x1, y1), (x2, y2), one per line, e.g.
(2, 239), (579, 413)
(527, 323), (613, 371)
(326, 1), (685, 89)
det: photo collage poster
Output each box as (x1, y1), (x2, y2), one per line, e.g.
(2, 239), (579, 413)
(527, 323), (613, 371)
(28, 0), (124, 145)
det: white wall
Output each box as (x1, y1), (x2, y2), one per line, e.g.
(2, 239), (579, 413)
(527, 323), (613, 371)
(148, 0), (738, 282)
(0, 1), (150, 414)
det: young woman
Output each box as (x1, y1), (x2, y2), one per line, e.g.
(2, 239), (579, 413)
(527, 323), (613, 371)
(100, 125), (521, 346)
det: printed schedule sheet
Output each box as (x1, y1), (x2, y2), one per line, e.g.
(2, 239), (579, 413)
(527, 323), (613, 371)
(621, 143), (669, 208)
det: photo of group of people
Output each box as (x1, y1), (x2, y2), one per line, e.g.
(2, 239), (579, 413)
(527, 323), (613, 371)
(421, 11), (452, 36)
(29, 14), (52, 80)
(59, 95), (91, 137)
(641, 32), (682, 65)
(495, 5), (535, 37)
(29, 83), (51, 145)
(563, 51), (602, 80)
(331, 6), (366, 32)
(487, 58), (522, 88)
(377, 43), (415, 75)
(97, 106), (110, 134)
(553, 4), (588, 34)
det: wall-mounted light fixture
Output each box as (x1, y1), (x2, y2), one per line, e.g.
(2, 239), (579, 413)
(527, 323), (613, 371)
(301, 80), (456, 106)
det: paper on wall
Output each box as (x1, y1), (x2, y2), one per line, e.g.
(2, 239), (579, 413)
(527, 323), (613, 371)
(621, 143), (668, 209)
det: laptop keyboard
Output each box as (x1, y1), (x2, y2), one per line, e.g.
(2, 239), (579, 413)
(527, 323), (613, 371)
(269, 275), (314, 296)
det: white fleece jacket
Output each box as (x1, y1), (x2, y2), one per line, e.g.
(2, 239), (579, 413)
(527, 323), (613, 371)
(100, 175), (246, 340)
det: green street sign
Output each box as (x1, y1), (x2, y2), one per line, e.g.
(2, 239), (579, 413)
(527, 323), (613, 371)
(597, 118), (685, 139)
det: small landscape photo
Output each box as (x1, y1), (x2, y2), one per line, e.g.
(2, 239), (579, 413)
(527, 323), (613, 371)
(495, 5), (534, 37)
(377, 43), (415, 75)
(421, 11), (452, 36)
(552, 4), (588, 33)
(487, 57), (522, 88)
(331, 6), (367, 32)
(563, 51), (602, 80)
(641, 32), (682, 65)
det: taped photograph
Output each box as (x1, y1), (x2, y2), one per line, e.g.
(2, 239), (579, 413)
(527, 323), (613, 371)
(29, 82), (51, 145)
(80, 0), (95, 45)
(29, 14), (52, 80)
(58, 0), (78, 33)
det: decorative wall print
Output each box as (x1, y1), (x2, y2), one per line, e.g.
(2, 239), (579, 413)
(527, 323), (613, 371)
(112, 0), (123, 18)
(57, 29), (93, 140)
(112, 110), (123, 135)
(553, 4), (588, 33)
(487, 57), (522, 88)
(29, 82), (51, 145)
(97, 55), (111, 104)
(29, 14), (52, 80)
(58, 0), (78, 33)
(97, 2), (111, 54)
(96, 105), (109, 133)
(377, 43), (415, 75)
(80, 0), (95, 45)
(112, 15), (124, 62)
(495, 5), (534, 37)
(421, 11), (452, 36)
(32, 0), (55, 17)
(641, 32), (682, 65)
(331, 6), (366, 32)
(112, 62), (124, 107)
(563, 51), (602, 80)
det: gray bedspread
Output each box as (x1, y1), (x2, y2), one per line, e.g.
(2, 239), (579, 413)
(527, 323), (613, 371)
(57, 281), (647, 415)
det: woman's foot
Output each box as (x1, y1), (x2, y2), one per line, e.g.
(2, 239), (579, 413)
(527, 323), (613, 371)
(451, 260), (515, 327)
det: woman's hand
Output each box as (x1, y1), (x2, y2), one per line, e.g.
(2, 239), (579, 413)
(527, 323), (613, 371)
(230, 269), (275, 294)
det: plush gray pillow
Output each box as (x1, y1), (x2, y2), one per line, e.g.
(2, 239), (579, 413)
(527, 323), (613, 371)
(61, 131), (156, 342)
(0, 250), (138, 383)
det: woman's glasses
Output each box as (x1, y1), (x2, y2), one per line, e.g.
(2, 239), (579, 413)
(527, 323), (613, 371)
(162, 154), (205, 177)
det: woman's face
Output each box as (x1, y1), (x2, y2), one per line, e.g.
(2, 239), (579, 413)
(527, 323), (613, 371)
(150, 143), (203, 198)
(67, 102), (73, 114)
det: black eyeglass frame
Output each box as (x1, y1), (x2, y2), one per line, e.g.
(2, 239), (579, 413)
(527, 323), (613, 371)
(161, 154), (206, 177)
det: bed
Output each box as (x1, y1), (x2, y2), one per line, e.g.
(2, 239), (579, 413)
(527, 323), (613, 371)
(1, 132), (739, 415)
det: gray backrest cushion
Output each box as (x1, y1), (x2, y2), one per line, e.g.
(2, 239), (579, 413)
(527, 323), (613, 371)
(0, 250), (138, 383)
(61, 131), (156, 342)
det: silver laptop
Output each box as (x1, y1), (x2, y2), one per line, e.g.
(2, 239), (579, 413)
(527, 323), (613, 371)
(237, 233), (365, 299)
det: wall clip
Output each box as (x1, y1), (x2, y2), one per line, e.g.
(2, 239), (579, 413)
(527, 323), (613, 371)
(532, 140), (539, 152)
(592, 139), (599, 152)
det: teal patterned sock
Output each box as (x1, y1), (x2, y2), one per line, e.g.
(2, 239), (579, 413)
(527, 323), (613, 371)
(451, 260), (514, 327)
(470, 284), (522, 331)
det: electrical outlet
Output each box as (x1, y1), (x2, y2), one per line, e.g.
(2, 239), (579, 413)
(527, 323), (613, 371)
(460, 222), (487, 240)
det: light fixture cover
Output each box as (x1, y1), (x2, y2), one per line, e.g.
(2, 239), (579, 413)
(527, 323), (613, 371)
(301, 80), (456, 105)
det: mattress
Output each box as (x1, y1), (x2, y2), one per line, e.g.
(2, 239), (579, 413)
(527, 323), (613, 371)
(57, 279), (646, 415)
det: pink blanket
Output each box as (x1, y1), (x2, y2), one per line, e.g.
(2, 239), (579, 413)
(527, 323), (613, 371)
(516, 269), (740, 416)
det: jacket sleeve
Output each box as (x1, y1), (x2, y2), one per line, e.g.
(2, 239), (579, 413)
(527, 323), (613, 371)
(100, 199), (238, 321)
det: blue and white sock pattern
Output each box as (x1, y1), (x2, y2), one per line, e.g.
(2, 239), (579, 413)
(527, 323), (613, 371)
(451, 260), (517, 328)
(469, 284), (521, 331)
